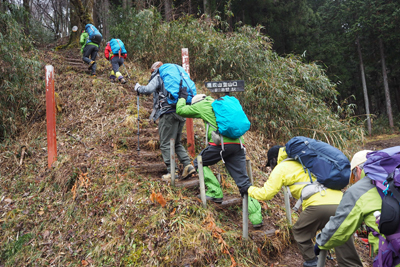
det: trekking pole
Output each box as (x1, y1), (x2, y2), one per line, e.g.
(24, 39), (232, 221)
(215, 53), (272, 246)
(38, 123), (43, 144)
(136, 93), (140, 155)
(170, 138), (176, 186)
(123, 64), (131, 79)
(317, 250), (327, 267)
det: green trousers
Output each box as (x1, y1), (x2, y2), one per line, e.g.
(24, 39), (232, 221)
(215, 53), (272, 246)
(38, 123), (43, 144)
(203, 166), (263, 225)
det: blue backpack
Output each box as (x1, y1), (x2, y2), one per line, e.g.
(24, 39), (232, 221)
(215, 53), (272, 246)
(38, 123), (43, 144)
(211, 96), (250, 139)
(109, 39), (127, 55)
(85, 24), (102, 45)
(285, 136), (350, 190)
(158, 64), (196, 105)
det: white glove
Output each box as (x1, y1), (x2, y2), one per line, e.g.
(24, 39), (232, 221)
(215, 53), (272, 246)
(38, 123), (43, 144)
(134, 83), (141, 92)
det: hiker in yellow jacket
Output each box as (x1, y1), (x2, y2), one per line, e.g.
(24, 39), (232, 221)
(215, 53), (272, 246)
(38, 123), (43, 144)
(247, 146), (362, 267)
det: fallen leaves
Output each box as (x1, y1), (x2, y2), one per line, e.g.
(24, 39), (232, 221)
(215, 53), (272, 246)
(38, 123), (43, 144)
(150, 190), (167, 207)
(204, 213), (236, 267)
(71, 172), (91, 200)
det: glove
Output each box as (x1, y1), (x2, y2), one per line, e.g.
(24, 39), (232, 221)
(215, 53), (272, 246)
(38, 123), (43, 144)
(314, 243), (321, 256)
(179, 86), (188, 100)
(240, 185), (250, 197)
(134, 83), (141, 95)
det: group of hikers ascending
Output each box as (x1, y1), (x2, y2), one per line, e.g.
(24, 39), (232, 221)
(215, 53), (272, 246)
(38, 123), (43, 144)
(78, 24), (400, 267)
(80, 23), (128, 84)
(134, 61), (400, 267)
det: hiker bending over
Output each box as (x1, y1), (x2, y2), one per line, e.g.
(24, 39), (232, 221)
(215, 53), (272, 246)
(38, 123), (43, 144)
(104, 38), (127, 84)
(315, 149), (400, 267)
(175, 92), (263, 228)
(80, 28), (99, 77)
(247, 146), (362, 267)
(134, 62), (195, 180)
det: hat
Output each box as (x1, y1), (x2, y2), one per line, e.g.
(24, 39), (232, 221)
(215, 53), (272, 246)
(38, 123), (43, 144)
(350, 150), (373, 171)
(150, 61), (163, 73)
(266, 145), (283, 166)
(191, 94), (206, 105)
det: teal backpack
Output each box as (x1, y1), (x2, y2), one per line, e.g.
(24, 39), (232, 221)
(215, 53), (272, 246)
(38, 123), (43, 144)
(110, 39), (127, 55)
(211, 95), (250, 139)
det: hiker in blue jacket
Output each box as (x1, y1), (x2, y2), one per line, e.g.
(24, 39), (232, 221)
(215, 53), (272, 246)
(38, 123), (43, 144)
(134, 62), (195, 181)
(175, 91), (263, 228)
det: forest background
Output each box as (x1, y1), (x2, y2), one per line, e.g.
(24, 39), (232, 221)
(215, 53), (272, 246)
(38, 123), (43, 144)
(1, 0), (400, 148)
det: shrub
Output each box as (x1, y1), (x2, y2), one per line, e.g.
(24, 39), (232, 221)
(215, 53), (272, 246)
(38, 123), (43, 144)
(110, 8), (363, 149)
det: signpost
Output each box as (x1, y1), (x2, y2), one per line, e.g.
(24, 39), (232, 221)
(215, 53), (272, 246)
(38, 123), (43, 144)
(205, 80), (245, 94)
(182, 48), (195, 158)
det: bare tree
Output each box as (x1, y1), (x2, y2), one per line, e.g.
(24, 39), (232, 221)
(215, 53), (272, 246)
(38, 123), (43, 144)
(379, 38), (394, 129)
(356, 36), (372, 135)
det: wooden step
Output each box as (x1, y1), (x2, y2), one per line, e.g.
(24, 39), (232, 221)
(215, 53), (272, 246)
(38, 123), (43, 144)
(116, 137), (159, 150)
(175, 177), (199, 188)
(134, 163), (166, 173)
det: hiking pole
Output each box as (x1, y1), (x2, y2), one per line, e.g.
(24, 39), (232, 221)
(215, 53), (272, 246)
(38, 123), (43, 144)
(123, 64), (131, 79)
(136, 92), (140, 155)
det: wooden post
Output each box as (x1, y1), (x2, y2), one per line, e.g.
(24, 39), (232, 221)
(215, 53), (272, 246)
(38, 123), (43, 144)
(282, 187), (292, 225)
(317, 250), (327, 267)
(170, 138), (175, 186)
(45, 65), (57, 168)
(246, 159), (254, 184)
(243, 194), (249, 239)
(198, 155), (207, 208)
(182, 48), (195, 158)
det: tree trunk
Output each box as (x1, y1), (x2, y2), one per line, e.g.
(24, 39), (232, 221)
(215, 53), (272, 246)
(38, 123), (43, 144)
(379, 38), (394, 129)
(164, 0), (172, 21)
(203, 0), (210, 18)
(135, 0), (145, 10)
(101, 0), (109, 41)
(357, 36), (372, 135)
(23, 0), (30, 35)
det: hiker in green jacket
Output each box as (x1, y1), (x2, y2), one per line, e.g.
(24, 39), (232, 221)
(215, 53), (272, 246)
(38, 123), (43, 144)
(79, 30), (98, 77)
(175, 92), (263, 228)
(315, 150), (400, 267)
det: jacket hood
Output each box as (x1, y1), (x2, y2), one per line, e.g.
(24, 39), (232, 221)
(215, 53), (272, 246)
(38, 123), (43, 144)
(277, 147), (288, 164)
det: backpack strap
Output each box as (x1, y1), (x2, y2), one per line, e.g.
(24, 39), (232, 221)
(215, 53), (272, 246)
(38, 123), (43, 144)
(174, 65), (194, 97)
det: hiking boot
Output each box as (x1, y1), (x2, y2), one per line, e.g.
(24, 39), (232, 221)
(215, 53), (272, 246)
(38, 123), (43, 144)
(196, 194), (223, 204)
(88, 61), (95, 70)
(252, 222), (263, 229)
(303, 257), (318, 267)
(120, 78), (127, 84)
(110, 78), (115, 83)
(181, 164), (196, 180)
(161, 171), (179, 182)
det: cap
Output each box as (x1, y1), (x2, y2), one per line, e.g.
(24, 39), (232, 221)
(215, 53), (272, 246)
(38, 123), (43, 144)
(350, 150), (373, 171)
(266, 145), (283, 166)
(191, 94), (206, 105)
(150, 61), (163, 73)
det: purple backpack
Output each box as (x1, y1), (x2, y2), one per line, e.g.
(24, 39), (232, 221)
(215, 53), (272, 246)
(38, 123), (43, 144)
(364, 146), (400, 267)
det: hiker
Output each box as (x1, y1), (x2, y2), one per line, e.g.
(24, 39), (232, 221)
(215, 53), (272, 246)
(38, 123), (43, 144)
(134, 61), (195, 180)
(104, 38), (127, 84)
(315, 149), (400, 267)
(247, 145), (362, 267)
(80, 28), (99, 77)
(175, 92), (263, 228)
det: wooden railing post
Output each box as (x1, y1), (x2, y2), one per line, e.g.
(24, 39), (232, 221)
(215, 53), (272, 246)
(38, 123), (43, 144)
(170, 138), (175, 186)
(198, 156), (207, 208)
(45, 65), (57, 168)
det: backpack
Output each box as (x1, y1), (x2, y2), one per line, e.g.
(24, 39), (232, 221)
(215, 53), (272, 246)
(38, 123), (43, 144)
(211, 96), (250, 139)
(363, 146), (400, 267)
(158, 63), (196, 105)
(85, 24), (102, 45)
(109, 39), (127, 55)
(284, 136), (351, 211)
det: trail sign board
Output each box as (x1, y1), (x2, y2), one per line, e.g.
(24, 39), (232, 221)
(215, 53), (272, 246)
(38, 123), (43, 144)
(205, 80), (245, 93)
